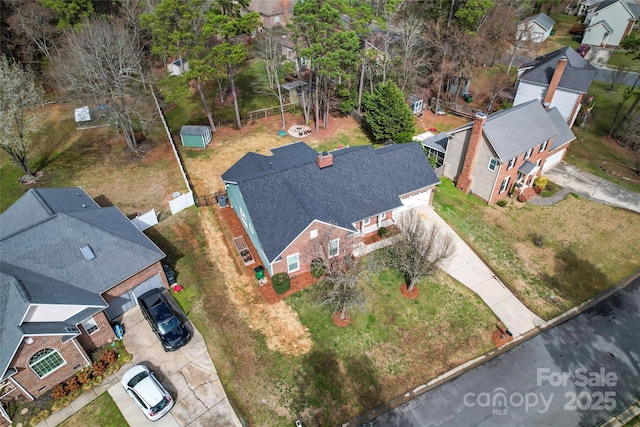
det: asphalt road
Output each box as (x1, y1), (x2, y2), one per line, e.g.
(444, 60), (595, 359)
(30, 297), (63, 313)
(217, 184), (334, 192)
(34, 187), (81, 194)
(370, 275), (640, 427)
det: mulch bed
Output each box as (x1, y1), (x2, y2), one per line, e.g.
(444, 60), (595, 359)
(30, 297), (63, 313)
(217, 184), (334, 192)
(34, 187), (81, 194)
(361, 225), (401, 246)
(257, 271), (318, 304)
(491, 329), (514, 348)
(332, 311), (352, 327)
(399, 284), (420, 299)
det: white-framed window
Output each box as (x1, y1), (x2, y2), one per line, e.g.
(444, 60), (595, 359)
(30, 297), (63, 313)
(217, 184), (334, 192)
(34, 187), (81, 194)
(379, 212), (386, 220)
(363, 218), (371, 226)
(274, 16), (280, 23)
(287, 253), (299, 273)
(310, 229), (318, 239)
(29, 349), (65, 378)
(81, 317), (99, 335)
(507, 156), (517, 169)
(329, 238), (340, 258)
(538, 87), (546, 100)
(499, 176), (511, 194)
(488, 158), (499, 172)
(539, 140), (548, 153)
(524, 148), (534, 159)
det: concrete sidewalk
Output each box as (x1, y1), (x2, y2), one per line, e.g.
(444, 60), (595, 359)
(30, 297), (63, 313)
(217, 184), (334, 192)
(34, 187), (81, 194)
(532, 162), (640, 213)
(415, 205), (545, 337)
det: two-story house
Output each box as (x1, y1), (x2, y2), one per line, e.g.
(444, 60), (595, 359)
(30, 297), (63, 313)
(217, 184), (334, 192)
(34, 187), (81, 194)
(221, 142), (439, 277)
(436, 100), (576, 204)
(582, 0), (640, 47)
(0, 188), (169, 413)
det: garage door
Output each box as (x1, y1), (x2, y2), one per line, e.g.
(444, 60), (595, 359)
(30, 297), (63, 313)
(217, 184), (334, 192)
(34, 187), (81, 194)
(400, 189), (432, 208)
(542, 149), (566, 172)
(105, 274), (163, 321)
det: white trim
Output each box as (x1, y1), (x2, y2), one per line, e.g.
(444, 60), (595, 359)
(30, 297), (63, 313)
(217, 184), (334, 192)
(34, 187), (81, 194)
(72, 338), (91, 366)
(524, 147), (534, 159)
(328, 238), (340, 258)
(310, 229), (318, 239)
(499, 176), (511, 193)
(80, 317), (99, 335)
(28, 348), (67, 379)
(539, 140), (548, 152)
(488, 158), (499, 171)
(9, 376), (33, 401)
(286, 253), (300, 273)
(272, 219), (353, 262)
(507, 156), (517, 169)
(363, 217), (371, 226)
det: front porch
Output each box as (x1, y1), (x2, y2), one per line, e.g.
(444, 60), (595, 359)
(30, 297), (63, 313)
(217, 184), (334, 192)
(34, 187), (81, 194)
(353, 225), (402, 257)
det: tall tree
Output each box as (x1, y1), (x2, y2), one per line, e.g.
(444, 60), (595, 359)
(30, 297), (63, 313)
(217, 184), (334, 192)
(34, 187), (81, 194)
(253, 26), (288, 129)
(0, 55), (45, 176)
(363, 81), (415, 142)
(51, 18), (151, 151)
(389, 210), (455, 292)
(204, 0), (261, 129)
(38, 0), (93, 29)
(7, 0), (60, 65)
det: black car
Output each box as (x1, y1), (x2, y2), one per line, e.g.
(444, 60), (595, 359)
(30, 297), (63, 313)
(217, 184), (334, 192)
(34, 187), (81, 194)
(137, 289), (191, 351)
(162, 264), (177, 285)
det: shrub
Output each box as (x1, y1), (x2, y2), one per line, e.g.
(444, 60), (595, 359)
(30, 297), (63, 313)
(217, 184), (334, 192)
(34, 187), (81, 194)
(76, 368), (91, 385)
(310, 258), (326, 278)
(272, 273), (291, 294)
(29, 409), (50, 427)
(91, 360), (106, 377)
(533, 176), (548, 190)
(51, 384), (67, 400)
(532, 234), (544, 247)
(496, 199), (508, 207)
(378, 226), (388, 238)
(533, 186), (543, 194)
(65, 377), (80, 392)
(100, 349), (117, 365)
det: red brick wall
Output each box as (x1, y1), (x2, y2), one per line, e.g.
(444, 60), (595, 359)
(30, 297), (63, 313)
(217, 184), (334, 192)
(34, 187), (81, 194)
(101, 262), (168, 303)
(11, 336), (90, 399)
(272, 222), (358, 276)
(75, 311), (116, 354)
(457, 114), (487, 193)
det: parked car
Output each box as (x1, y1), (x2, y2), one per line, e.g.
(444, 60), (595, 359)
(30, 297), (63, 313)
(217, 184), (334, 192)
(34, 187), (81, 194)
(121, 364), (174, 421)
(137, 288), (191, 351)
(163, 264), (177, 285)
(577, 44), (590, 57)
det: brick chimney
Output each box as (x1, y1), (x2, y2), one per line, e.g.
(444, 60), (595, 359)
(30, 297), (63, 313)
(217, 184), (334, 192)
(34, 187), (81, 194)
(317, 152), (333, 169)
(543, 56), (567, 107)
(457, 112), (487, 194)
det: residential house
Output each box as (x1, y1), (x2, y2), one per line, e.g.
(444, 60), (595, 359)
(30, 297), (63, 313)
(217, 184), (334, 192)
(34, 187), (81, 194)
(437, 100), (575, 204)
(517, 13), (556, 42)
(513, 46), (596, 127)
(0, 188), (169, 418)
(566, 0), (606, 16)
(582, 0), (640, 47)
(247, 0), (295, 29)
(221, 142), (439, 276)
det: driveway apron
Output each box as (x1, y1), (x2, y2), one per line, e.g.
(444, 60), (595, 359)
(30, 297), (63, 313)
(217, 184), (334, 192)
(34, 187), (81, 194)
(414, 205), (545, 337)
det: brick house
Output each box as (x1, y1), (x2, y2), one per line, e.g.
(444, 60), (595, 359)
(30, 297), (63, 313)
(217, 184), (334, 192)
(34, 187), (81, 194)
(221, 142), (439, 276)
(514, 46), (596, 127)
(432, 100), (576, 204)
(0, 188), (169, 421)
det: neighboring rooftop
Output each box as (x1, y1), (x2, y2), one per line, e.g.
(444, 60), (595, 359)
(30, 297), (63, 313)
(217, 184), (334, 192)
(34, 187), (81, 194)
(523, 13), (556, 31)
(222, 142), (439, 262)
(518, 46), (596, 93)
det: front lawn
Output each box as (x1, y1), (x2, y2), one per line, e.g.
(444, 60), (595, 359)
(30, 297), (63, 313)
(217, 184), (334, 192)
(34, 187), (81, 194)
(58, 393), (128, 427)
(433, 178), (640, 319)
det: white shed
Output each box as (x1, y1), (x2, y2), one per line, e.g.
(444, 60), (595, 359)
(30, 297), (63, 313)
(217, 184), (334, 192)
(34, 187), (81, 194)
(517, 13), (556, 43)
(167, 58), (189, 76)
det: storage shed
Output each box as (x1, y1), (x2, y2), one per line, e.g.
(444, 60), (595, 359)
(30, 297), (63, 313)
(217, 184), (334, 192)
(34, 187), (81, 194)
(180, 126), (212, 148)
(408, 95), (424, 115)
(167, 58), (189, 76)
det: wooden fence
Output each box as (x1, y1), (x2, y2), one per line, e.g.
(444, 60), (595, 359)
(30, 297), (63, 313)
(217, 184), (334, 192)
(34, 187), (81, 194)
(195, 192), (228, 208)
(429, 98), (482, 119)
(247, 103), (297, 122)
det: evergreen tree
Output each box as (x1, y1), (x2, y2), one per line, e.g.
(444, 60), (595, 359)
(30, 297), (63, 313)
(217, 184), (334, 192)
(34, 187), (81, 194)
(363, 81), (414, 143)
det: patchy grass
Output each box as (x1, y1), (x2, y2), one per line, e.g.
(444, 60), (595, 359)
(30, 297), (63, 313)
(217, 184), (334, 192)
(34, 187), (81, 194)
(285, 270), (496, 423)
(540, 181), (562, 197)
(608, 51), (640, 72)
(433, 178), (640, 319)
(58, 393), (128, 427)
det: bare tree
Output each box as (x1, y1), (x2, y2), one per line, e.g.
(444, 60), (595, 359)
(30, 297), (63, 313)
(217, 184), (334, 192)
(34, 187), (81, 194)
(307, 226), (369, 322)
(389, 209), (455, 292)
(607, 65), (630, 91)
(0, 55), (45, 176)
(388, 13), (431, 94)
(7, 0), (60, 65)
(253, 27), (288, 129)
(51, 18), (152, 151)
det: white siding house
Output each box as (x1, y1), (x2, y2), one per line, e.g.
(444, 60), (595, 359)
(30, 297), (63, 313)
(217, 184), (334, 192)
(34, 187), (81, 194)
(517, 13), (556, 42)
(582, 0), (639, 47)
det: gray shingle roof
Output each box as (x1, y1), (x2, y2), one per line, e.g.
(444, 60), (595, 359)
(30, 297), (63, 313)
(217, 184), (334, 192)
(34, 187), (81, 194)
(546, 107), (576, 150)
(524, 13), (556, 31)
(483, 101), (560, 161)
(180, 125), (210, 136)
(419, 133), (449, 153)
(519, 160), (538, 174)
(518, 46), (596, 93)
(0, 188), (165, 381)
(223, 142), (439, 262)
(628, 2), (640, 18)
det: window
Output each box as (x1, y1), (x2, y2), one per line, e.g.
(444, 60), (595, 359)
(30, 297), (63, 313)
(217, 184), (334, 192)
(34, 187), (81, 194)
(499, 176), (511, 194)
(488, 158), (499, 172)
(329, 238), (340, 258)
(379, 212), (386, 220)
(363, 218), (371, 226)
(274, 16), (280, 23)
(538, 88), (546, 100)
(287, 254), (299, 273)
(524, 148), (534, 159)
(539, 140), (548, 153)
(507, 156), (517, 170)
(81, 317), (99, 335)
(29, 349), (65, 378)
(310, 229), (318, 239)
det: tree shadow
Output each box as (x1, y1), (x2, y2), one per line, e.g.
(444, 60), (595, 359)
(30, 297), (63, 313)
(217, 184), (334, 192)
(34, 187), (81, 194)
(144, 226), (184, 266)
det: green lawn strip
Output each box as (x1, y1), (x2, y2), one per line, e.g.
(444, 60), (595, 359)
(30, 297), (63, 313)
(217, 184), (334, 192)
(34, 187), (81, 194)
(608, 50), (640, 72)
(433, 177), (640, 320)
(58, 393), (128, 427)
(285, 269), (496, 424)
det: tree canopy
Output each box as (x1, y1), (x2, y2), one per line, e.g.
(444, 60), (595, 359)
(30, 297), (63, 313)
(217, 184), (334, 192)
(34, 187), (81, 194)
(363, 81), (415, 143)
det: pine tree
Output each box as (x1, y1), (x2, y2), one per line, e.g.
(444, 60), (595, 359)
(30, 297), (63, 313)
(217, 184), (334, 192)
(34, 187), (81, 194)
(363, 81), (415, 143)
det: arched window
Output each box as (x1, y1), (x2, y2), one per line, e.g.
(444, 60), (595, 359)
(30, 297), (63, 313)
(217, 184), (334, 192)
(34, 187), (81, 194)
(29, 349), (65, 378)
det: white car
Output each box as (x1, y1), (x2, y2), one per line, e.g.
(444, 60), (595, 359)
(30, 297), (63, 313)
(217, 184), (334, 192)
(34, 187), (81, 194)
(121, 364), (174, 421)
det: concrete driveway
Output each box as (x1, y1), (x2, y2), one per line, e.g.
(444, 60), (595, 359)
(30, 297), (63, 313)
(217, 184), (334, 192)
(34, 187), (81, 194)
(110, 291), (242, 427)
(414, 205), (545, 337)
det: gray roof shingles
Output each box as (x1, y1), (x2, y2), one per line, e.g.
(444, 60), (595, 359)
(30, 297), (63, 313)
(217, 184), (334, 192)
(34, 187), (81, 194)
(224, 142), (439, 262)
(518, 46), (596, 93)
(0, 188), (165, 380)
(180, 125), (210, 136)
(524, 13), (556, 31)
(547, 107), (577, 150)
